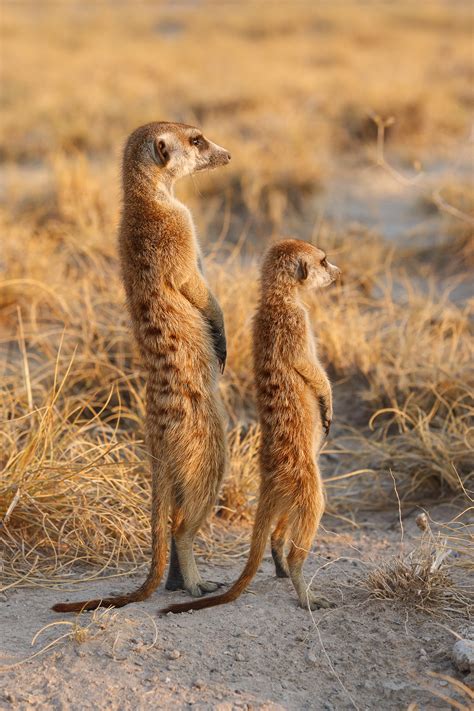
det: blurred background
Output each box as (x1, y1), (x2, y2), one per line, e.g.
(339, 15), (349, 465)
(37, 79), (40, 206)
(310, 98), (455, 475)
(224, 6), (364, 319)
(1, 1), (472, 588)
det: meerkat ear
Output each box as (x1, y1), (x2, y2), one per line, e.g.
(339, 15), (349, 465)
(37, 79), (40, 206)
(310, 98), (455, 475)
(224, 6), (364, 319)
(149, 138), (170, 166)
(296, 259), (309, 281)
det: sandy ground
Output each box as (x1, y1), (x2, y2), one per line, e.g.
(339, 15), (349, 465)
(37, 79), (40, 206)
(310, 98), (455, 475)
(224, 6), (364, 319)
(1, 507), (471, 710)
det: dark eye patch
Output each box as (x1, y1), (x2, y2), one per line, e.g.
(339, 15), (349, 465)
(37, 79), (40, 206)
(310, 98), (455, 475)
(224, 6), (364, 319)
(190, 135), (209, 150)
(321, 257), (328, 267)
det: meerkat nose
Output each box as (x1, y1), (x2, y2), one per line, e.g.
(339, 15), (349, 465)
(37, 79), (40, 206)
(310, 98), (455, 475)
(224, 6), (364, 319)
(226, 153), (231, 161)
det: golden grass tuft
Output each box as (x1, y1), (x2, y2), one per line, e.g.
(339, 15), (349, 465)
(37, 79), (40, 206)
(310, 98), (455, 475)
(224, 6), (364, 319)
(365, 513), (473, 617)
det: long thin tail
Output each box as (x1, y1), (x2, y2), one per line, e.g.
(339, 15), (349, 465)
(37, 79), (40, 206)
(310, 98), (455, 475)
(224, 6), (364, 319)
(52, 477), (170, 613)
(161, 500), (273, 615)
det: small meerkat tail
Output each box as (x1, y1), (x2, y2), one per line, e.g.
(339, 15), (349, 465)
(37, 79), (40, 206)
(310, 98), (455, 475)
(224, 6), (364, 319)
(161, 499), (274, 615)
(52, 479), (171, 613)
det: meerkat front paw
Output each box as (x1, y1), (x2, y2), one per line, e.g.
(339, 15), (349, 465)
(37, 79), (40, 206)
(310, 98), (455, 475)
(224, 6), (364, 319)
(321, 412), (331, 437)
(210, 326), (227, 373)
(318, 397), (333, 437)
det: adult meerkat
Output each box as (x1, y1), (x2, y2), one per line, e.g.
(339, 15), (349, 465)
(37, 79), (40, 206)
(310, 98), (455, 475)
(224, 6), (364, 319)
(162, 239), (340, 614)
(53, 122), (231, 613)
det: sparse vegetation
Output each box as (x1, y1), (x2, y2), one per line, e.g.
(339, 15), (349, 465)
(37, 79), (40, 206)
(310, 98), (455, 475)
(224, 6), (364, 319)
(1, 0), (472, 622)
(365, 513), (472, 617)
(1, 4), (473, 708)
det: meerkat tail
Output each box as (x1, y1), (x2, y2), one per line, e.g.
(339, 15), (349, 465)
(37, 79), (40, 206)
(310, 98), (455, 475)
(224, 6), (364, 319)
(52, 481), (171, 613)
(161, 500), (274, 615)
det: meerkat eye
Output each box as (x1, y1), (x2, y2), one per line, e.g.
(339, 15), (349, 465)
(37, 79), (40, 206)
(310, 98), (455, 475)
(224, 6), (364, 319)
(191, 136), (202, 147)
(321, 257), (328, 268)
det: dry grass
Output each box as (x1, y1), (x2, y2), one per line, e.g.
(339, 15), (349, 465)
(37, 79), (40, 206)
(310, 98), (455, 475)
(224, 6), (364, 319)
(365, 512), (472, 617)
(418, 179), (474, 268)
(0, 605), (158, 671)
(2, 1), (473, 222)
(1, 1), (473, 593)
(421, 672), (474, 711)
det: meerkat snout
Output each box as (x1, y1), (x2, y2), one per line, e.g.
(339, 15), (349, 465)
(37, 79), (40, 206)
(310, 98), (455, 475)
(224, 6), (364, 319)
(326, 261), (341, 282)
(202, 141), (231, 170)
(294, 247), (341, 291)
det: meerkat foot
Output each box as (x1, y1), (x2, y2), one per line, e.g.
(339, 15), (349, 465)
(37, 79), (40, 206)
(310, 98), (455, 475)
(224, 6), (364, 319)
(186, 579), (220, 597)
(197, 579), (220, 593)
(300, 592), (335, 611)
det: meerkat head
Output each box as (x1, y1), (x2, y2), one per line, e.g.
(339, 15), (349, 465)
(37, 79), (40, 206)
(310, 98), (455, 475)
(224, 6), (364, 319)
(262, 239), (341, 294)
(123, 121), (231, 187)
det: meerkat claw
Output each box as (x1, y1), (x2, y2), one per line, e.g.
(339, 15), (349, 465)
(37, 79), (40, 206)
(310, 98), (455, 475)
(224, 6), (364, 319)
(198, 580), (221, 593)
(186, 580), (220, 596)
(303, 594), (335, 611)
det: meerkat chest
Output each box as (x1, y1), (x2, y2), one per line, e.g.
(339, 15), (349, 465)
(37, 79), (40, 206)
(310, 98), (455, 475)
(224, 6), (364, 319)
(304, 312), (318, 362)
(170, 197), (200, 249)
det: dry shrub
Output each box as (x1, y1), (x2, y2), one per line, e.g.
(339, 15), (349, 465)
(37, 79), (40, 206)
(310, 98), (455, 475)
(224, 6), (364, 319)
(365, 513), (472, 617)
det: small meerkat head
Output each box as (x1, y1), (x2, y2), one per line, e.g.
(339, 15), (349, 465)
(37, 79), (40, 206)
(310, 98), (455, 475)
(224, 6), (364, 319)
(262, 239), (341, 294)
(123, 121), (231, 186)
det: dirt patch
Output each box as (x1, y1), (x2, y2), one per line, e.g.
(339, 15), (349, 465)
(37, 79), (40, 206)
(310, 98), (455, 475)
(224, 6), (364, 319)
(1, 508), (469, 710)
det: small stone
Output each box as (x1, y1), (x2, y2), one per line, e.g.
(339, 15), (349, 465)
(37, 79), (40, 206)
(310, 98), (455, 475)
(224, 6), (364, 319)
(416, 512), (429, 531)
(306, 649), (318, 664)
(193, 679), (205, 689)
(167, 649), (181, 660)
(383, 681), (406, 692)
(235, 653), (245, 662)
(460, 625), (474, 641)
(438, 680), (448, 687)
(452, 639), (474, 673)
(464, 673), (474, 688)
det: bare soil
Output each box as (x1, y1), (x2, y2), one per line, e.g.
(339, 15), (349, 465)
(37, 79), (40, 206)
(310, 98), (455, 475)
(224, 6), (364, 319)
(1, 507), (470, 710)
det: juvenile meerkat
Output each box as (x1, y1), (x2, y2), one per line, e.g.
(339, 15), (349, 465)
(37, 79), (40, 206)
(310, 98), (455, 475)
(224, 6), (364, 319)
(53, 122), (231, 613)
(162, 239), (340, 614)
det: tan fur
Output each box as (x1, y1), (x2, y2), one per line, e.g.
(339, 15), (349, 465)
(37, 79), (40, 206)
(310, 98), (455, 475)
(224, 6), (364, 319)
(162, 239), (340, 615)
(53, 122), (231, 613)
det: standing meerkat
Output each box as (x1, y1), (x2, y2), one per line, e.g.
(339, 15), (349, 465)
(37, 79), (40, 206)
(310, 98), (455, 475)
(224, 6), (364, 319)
(53, 122), (231, 613)
(162, 239), (340, 614)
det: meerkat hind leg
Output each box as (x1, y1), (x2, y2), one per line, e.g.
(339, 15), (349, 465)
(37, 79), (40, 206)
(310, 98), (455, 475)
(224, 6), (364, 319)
(287, 510), (335, 611)
(271, 514), (290, 578)
(174, 523), (220, 597)
(287, 544), (334, 610)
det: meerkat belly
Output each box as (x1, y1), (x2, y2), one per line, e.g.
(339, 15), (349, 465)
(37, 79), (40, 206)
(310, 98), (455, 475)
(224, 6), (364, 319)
(136, 295), (217, 421)
(257, 370), (316, 471)
(138, 289), (213, 357)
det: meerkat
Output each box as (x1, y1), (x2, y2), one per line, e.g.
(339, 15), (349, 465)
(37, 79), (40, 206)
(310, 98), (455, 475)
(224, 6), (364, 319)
(53, 121), (231, 613)
(161, 239), (340, 614)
